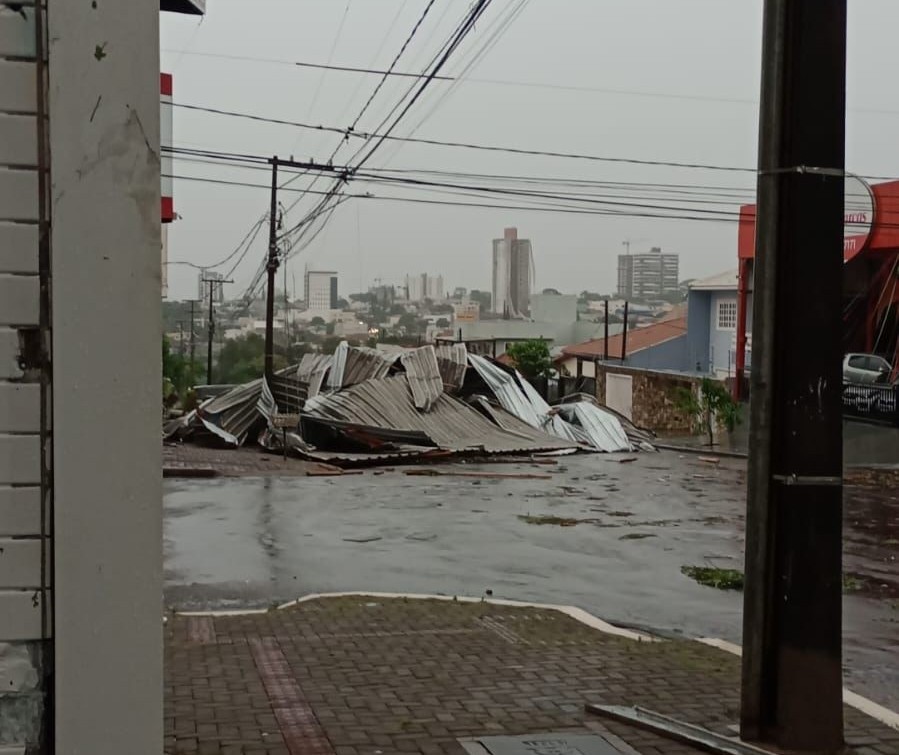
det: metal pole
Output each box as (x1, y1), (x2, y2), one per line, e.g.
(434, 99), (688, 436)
(741, 0), (846, 750)
(621, 301), (629, 361)
(206, 282), (214, 384)
(264, 157), (280, 383)
(202, 280), (232, 385)
(188, 299), (198, 371)
(604, 299), (609, 361)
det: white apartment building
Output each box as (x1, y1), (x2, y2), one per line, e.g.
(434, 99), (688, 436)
(305, 270), (338, 310)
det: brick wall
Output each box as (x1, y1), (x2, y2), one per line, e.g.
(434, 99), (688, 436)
(594, 364), (702, 433)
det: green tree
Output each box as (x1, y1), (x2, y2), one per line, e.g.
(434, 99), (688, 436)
(162, 337), (200, 404)
(309, 316), (326, 327)
(469, 290), (491, 313)
(398, 312), (419, 333)
(216, 333), (287, 384)
(675, 378), (741, 447)
(505, 340), (553, 380)
(436, 317), (451, 329)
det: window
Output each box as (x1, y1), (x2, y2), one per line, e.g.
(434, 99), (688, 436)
(717, 299), (737, 330)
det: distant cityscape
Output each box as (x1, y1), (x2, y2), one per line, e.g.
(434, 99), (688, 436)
(164, 228), (712, 378)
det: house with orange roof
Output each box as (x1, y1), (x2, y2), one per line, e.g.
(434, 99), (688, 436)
(556, 316), (689, 378)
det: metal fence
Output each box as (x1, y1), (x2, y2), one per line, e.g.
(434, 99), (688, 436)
(842, 382), (899, 424)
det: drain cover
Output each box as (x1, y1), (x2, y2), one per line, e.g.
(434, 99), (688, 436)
(463, 733), (627, 755)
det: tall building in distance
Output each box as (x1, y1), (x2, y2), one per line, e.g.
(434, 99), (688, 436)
(305, 269), (338, 310)
(617, 246), (679, 299)
(404, 273), (444, 302)
(198, 270), (225, 303)
(491, 227), (534, 317)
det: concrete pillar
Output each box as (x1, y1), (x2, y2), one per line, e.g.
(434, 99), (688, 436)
(48, 1), (162, 753)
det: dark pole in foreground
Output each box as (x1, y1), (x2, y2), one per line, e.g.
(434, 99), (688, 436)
(620, 301), (629, 362)
(741, 1), (846, 751)
(264, 157), (280, 383)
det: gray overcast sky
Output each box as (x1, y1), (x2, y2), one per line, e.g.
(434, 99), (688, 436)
(160, 0), (899, 302)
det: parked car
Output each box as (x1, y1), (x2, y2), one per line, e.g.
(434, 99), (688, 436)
(842, 353), (893, 384)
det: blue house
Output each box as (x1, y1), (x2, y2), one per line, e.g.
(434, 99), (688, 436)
(686, 270), (753, 377)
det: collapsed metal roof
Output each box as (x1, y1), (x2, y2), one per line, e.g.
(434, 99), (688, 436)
(303, 375), (577, 455)
(166, 343), (643, 461)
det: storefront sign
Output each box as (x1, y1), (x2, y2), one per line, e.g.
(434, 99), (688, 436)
(844, 175), (875, 262)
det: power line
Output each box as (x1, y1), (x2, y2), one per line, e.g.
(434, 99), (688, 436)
(166, 101), (899, 182)
(163, 146), (758, 208)
(161, 171), (750, 223)
(277, 0), (497, 255)
(278, 0), (442, 215)
(347, 0), (441, 134)
(161, 48), (899, 116)
(165, 101), (757, 173)
(165, 148), (755, 199)
(299, 0), (354, 150)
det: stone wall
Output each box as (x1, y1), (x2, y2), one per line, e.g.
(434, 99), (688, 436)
(594, 364), (702, 433)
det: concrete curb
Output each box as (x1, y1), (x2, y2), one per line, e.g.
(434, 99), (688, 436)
(697, 637), (899, 731)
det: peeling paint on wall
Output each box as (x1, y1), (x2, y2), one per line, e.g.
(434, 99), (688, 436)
(0, 641), (45, 746)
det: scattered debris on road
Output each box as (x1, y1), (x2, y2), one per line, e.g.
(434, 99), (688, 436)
(404, 469), (554, 480)
(518, 514), (590, 527)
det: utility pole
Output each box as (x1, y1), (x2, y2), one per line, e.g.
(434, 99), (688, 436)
(202, 277), (232, 385)
(603, 299), (609, 361)
(187, 299), (200, 373)
(741, 1), (846, 752)
(620, 301), (629, 361)
(264, 156), (280, 382)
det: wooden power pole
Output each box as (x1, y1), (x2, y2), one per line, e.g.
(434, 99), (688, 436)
(741, 0), (847, 751)
(202, 277), (232, 385)
(187, 299), (200, 373)
(264, 156), (280, 382)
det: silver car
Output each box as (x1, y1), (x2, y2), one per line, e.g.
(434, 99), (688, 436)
(842, 353), (892, 384)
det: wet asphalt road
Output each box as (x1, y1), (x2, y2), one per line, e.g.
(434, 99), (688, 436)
(163, 452), (899, 710)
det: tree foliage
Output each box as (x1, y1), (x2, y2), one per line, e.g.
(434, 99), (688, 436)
(216, 333), (288, 384)
(162, 337), (200, 404)
(505, 340), (553, 380)
(469, 290), (492, 313)
(675, 378), (740, 446)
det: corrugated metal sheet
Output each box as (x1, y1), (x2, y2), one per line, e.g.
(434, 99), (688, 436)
(400, 346), (443, 411)
(269, 374), (307, 413)
(298, 353), (331, 399)
(553, 402), (631, 452)
(435, 342), (468, 393)
(328, 342), (395, 390)
(303, 375), (575, 455)
(467, 354), (582, 444)
(195, 379), (264, 446)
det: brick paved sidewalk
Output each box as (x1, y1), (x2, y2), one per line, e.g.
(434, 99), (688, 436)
(165, 596), (899, 755)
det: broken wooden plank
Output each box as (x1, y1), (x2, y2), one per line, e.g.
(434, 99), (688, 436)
(404, 469), (553, 480)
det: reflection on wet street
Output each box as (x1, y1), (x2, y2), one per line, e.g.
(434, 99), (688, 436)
(164, 452), (898, 710)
